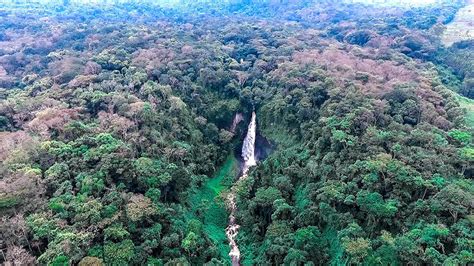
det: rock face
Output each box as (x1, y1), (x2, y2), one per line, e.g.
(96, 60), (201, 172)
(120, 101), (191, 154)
(225, 112), (257, 266)
(230, 113), (243, 133)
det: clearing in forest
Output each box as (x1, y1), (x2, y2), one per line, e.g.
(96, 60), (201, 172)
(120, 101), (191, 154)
(186, 155), (239, 261)
(441, 3), (474, 46)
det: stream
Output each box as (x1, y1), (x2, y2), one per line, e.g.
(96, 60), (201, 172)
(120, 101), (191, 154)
(225, 111), (257, 266)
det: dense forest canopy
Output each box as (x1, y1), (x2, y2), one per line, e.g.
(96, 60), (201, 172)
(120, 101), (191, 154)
(0, 0), (473, 265)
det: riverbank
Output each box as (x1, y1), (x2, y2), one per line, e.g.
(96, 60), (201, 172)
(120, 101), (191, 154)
(186, 155), (239, 262)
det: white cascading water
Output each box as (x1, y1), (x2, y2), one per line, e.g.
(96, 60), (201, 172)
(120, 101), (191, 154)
(241, 112), (257, 173)
(226, 111), (257, 266)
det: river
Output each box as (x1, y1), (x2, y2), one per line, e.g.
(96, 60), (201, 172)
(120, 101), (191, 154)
(225, 111), (257, 266)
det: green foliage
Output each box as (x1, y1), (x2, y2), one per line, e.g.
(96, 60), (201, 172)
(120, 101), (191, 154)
(184, 155), (238, 261)
(50, 255), (69, 266)
(356, 191), (398, 218)
(104, 224), (130, 242)
(146, 257), (163, 266)
(27, 213), (59, 240)
(342, 237), (372, 263)
(254, 187), (282, 207)
(38, 231), (92, 264)
(0, 195), (21, 209)
(0, 1), (472, 265)
(458, 96), (474, 128)
(104, 240), (135, 265)
(145, 188), (161, 204)
(448, 129), (472, 144)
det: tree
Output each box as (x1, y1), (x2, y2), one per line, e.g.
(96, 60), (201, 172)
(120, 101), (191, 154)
(431, 183), (473, 222)
(252, 187), (283, 225)
(78, 256), (104, 266)
(342, 237), (372, 263)
(104, 239), (135, 265)
(5, 246), (36, 266)
(356, 191), (398, 218)
(126, 194), (156, 222)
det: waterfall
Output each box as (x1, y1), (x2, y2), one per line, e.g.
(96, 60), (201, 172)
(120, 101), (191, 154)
(241, 112), (257, 174)
(226, 111), (257, 266)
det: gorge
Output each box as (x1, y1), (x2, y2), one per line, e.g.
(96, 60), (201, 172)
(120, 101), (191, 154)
(225, 112), (257, 265)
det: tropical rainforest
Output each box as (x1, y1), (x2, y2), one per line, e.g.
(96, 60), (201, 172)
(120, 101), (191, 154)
(0, 0), (473, 265)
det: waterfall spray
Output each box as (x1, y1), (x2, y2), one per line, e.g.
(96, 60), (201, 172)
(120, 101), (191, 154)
(226, 111), (257, 266)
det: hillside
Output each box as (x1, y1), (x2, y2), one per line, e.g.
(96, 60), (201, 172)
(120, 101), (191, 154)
(0, 1), (473, 265)
(442, 3), (474, 46)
